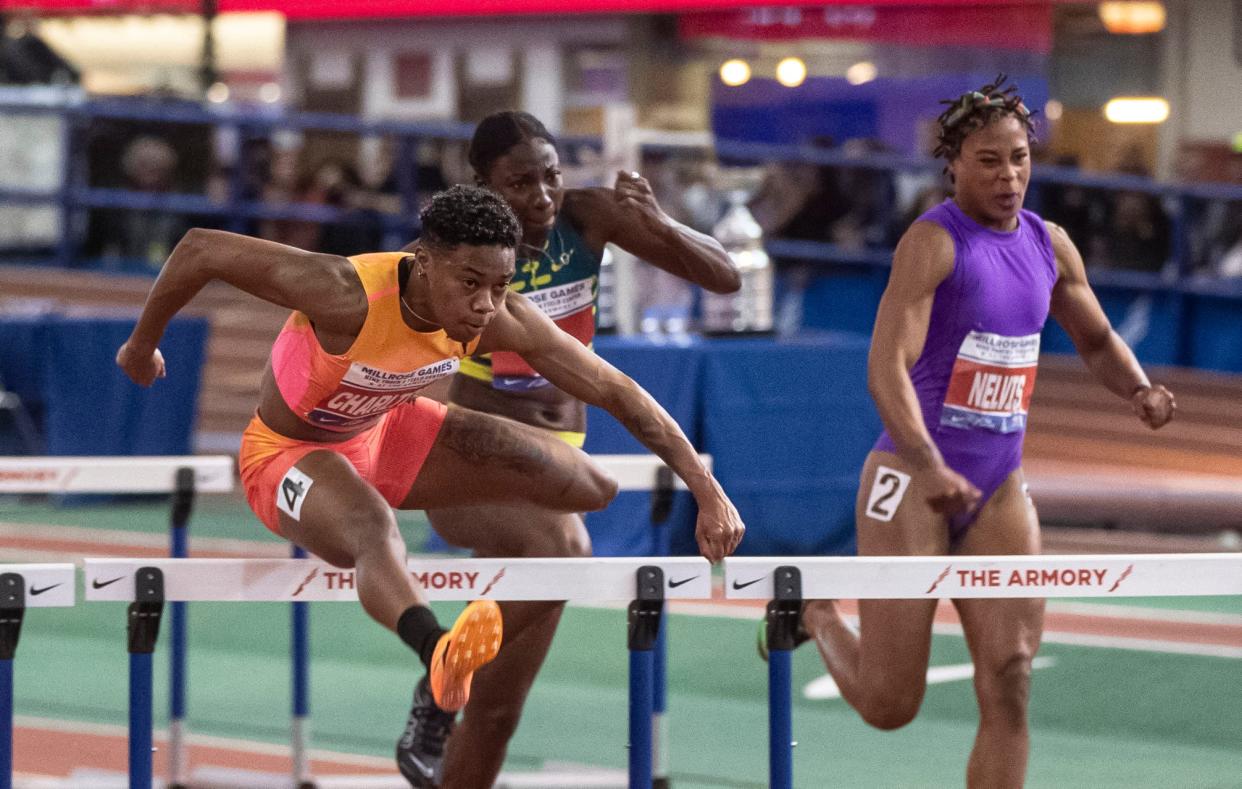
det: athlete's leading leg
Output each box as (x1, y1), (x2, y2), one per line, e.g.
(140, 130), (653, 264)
(392, 406), (613, 786)
(276, 449), (427, 634)
(429, 504), (590, 788)
(951, 470), (1044, 789)
(402, 405), (617, 513)
(802, 450), (948, 729)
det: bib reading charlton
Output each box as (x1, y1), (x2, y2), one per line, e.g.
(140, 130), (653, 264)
(270, 252), (479, 433)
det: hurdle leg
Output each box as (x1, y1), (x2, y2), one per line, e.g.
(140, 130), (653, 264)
(291, 544), (315, 789)
(766, 567), (802, 789)
(652, 610), (669, 789)
(628, 566), (664, 789)
(168, 467), (195, 789)
(0, 574), (26, 789)
(648, 466), (674, 789)
(128, 568), (165, 789)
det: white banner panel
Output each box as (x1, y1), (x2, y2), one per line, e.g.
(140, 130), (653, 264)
(0, 564), (75, 607)
(0, 456), (234, 494)
(596, 454), (711, 492)
(724, 554), (1242, 600)
(84, 556), (711, 602)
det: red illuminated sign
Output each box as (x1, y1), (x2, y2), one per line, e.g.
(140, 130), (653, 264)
(680, 5), (1054, 53)
(7, 0), (1073, 21)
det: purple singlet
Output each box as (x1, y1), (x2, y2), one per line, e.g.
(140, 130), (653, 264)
(874, 199), (1057, 539)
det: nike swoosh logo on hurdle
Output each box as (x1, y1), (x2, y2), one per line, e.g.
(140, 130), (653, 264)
(668, 576), (699, 588)
(92, 576), (124, 589)
(30, 583), (62, 596)
(731, 577), (765, 590)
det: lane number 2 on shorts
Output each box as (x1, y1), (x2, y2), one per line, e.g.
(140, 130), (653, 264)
(865, 465), (911, 523)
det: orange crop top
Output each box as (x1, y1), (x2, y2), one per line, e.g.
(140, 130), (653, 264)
(269, 252), (480, 433)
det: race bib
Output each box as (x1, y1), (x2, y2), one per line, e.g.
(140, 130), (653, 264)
(306, 357), (458, 430)
(939, 331), (1039, 434)
(491, 277), (595, 390)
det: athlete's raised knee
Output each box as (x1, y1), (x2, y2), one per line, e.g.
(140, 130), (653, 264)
(860, 687), (924, 731)
(565, 459), (618, 512)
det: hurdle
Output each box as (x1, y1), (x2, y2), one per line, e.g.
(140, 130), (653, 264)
(0, 455), (234, 789)
(85, 555), (710, 789)
(724, 553), (1242, 789)
(0, 563), (75, 789)
(206, 453), (698, 789)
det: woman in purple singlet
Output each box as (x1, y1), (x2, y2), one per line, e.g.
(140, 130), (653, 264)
(802, 77), (1175, 786)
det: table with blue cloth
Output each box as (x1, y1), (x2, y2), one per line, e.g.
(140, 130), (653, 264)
(0, 310), (208, 456)
(585, 332), (879, 558)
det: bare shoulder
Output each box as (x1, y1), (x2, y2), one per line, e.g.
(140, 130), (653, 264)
(1042, 219), (1073, 254)
(890, 220), (955, 286)
(1042, 219), (1084, 280)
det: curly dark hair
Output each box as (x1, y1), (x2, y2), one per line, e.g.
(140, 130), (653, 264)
(468, 110), (557, 179)
(419, 185), (521, 250)
(933, 74), (1037, 164)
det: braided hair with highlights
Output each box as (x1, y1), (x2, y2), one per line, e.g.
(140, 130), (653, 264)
(933, 74), (1037, 166)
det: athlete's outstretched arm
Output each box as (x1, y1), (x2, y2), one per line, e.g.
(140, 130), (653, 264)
(478, 292), (744, 562)
(1046, 221), (1175, 429)
(568, 174), (741, 294)
(869, 221), (981, 514)
(117, 228), (366, 386)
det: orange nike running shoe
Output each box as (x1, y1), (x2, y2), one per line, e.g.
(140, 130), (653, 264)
(428, 599), (503, 712)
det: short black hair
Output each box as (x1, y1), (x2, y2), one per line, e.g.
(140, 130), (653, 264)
(933, 74), (1037, 163)
(419, 185), (521, 250)
(468, 111), (557, 178)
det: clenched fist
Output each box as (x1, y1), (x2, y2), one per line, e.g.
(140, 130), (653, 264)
(116, 341), (166, 387)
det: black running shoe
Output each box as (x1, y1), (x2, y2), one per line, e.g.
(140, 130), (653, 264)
(396, 676), (455, 788)
(756, 602), (811, 662)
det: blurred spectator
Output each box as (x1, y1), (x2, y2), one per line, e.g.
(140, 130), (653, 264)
(258, 147), (322, 251)
(84, 136), (186, 269)
(1101, 190), (1171, 273)
(1210, 202), (1242, 278)
(888, 183), (951, 245)
(749, 163), (847, 241)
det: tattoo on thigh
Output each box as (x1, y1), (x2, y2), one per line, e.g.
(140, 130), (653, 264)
(441, 412), (550, 473)
(277, 466), (314, 521)
(865, 465), (911, 523)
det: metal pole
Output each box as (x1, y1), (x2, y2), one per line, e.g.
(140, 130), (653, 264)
(649, 464), (673, 789)
(627, 566), (663, 789)
(766, 566), (802, 789)
(0, 573), (25, 789)
(291, 544), (313, 788)
(768, 648), (793, 789)
(628, 648), (654, 789)
(652, 611), (669, 789)
(169, 467), (194, 789)
(128, 568), (164, 789)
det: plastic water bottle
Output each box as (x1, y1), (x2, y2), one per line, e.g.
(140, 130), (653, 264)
(701, 190), (774, 335)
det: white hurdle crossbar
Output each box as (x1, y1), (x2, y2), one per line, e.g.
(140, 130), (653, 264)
(86, 555), (711, 789)
(724, 553), (1242, 789)
(0, 454), (234, 789)
(0, 563), (76, 789)
(0, 455), (234, 494)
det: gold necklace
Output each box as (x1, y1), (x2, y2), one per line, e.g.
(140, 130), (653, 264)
(400, 292), (438, 326)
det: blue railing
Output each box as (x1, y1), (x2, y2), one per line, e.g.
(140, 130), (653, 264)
(3, 94), (1242, 371)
